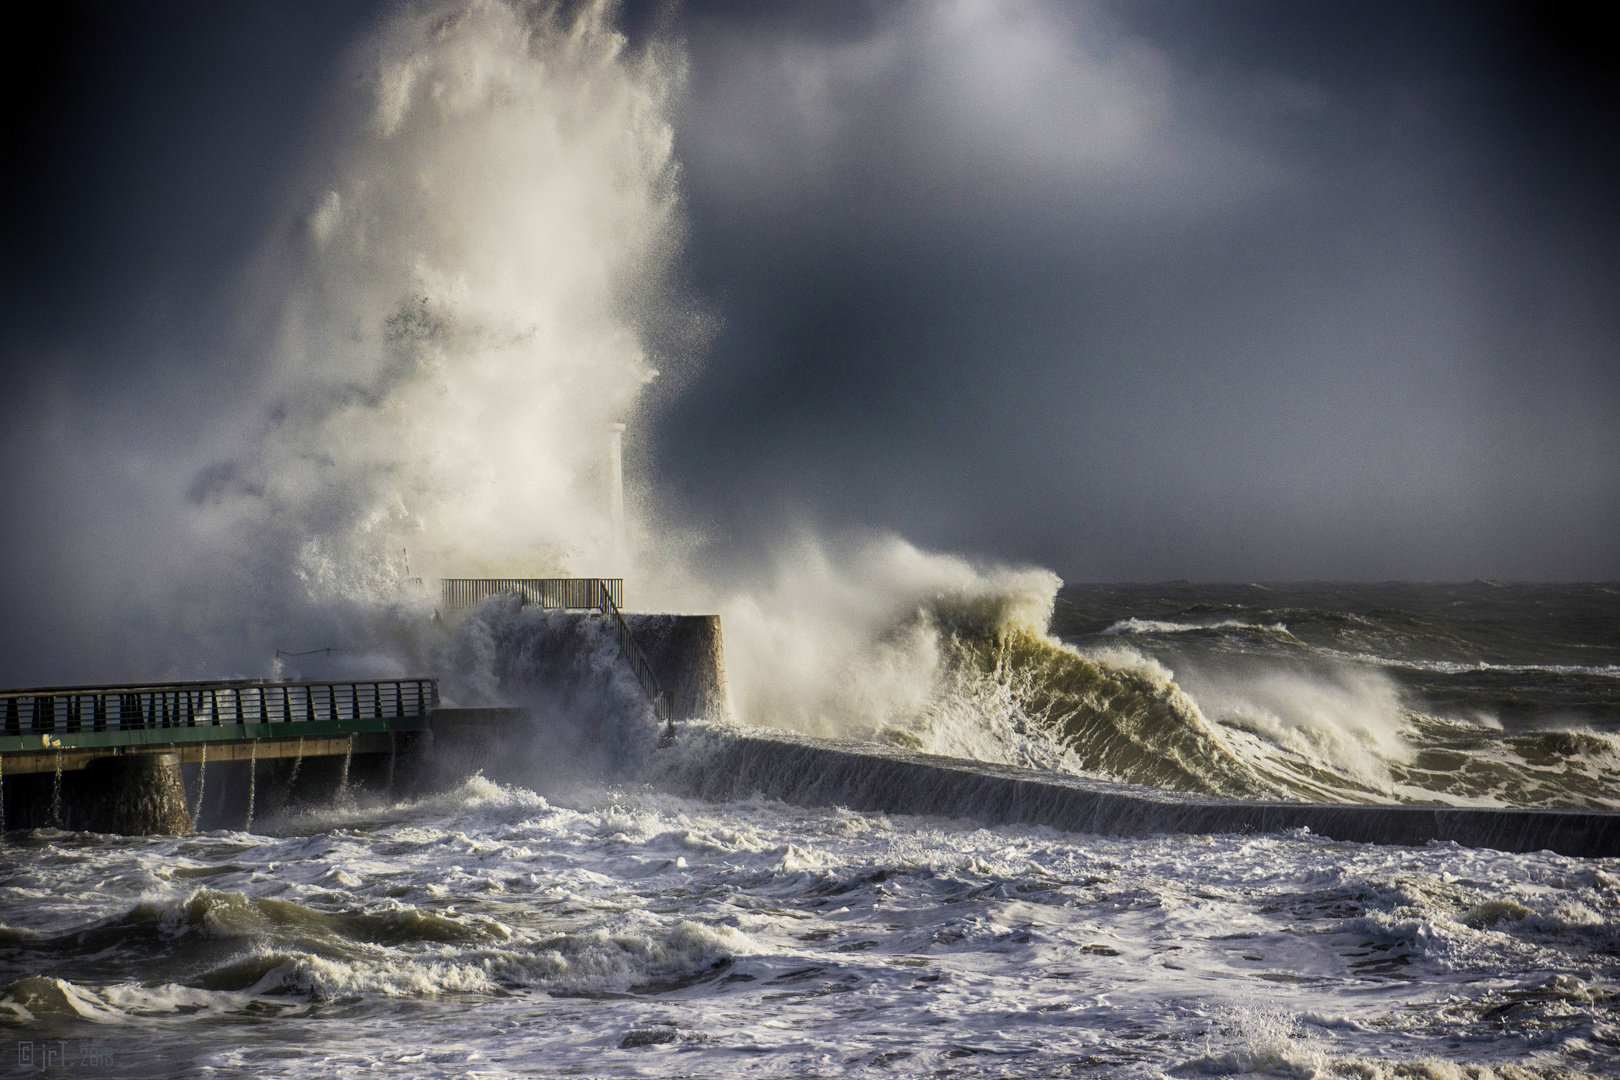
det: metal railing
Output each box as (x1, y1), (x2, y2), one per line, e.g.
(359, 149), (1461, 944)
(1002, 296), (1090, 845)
(595, 587), (674, 730)
(2, 678), (439, 736)
(441, 578), (623, 611)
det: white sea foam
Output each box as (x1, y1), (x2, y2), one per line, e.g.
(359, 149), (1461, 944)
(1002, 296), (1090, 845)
(1183, 663), (1416, 794)
(1333, 652), (1620, 679)
(6, 779), (1616, 1077)
(1102, 617), (1292, 636)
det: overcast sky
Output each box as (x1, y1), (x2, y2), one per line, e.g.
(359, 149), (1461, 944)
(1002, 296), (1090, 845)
(3, 0), (1617, 596)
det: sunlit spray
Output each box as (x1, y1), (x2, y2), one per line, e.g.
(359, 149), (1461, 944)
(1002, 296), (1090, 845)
(174, 0), (685, 685)
(338, 736), (354, 802)
(191, 744), (207, 832)
(51, 752), (63, 828)
(245, 740), (258, 831)
(276, 737), (304, 815)
(169, 0), (1090, 782)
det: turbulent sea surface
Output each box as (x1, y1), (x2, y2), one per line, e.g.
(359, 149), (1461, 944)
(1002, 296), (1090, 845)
(2, 583), (1618, 1078)
(1050, 582), (1620, 809)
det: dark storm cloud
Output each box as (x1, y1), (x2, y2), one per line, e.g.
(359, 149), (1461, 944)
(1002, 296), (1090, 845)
(642, 0), (1620, 581)
(0, 1), (385, 683)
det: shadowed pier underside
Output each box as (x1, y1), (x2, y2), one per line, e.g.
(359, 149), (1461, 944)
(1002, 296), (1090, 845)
(1, 678), (440, 834)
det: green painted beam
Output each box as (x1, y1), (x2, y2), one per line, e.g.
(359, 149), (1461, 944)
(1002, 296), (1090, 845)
(0, 714), (431, 756)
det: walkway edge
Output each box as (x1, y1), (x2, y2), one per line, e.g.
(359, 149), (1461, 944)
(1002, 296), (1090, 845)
(661, 727), (1620, 859)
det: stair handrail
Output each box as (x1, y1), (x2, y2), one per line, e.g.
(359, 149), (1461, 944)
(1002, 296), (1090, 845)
(594, 582), (675, 735)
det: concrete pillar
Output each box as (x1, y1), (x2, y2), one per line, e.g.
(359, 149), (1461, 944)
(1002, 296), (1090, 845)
(623, 614), (732, 722)
(70, 754), (193, 835)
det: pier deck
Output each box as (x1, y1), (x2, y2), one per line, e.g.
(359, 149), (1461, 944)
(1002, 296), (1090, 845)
(1, 677), (437, 774)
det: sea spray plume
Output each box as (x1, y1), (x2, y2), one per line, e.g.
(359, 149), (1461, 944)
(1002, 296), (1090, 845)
(431, 596), (663, 784)
(1174, 661), (1418, 797)
(268, 0), (681, 585)
(711, 535), (1061, 739)
(701, 534), (1317, 798)
(918, 635), (1279, 796)
(179, 0), (686, 675)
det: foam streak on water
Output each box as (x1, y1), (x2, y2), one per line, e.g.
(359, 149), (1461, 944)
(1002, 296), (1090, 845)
(1, 776), (1616, 1078)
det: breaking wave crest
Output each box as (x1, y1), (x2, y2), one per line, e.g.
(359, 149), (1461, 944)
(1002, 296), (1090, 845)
(892, 629), (1272, 797)
(709, 548), (1373, 802)
(887, 625), (1426, 803)
(719, 559), (1619, 808)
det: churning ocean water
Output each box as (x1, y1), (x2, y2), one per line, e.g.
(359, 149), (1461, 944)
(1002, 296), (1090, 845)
(2, 582), (1617, 1079)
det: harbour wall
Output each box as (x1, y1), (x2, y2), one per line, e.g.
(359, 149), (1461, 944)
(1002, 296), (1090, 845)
(655, 727), (1620, 859)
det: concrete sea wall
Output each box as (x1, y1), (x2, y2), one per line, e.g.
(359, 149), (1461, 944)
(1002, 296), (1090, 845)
(657, 727), (1620, 859)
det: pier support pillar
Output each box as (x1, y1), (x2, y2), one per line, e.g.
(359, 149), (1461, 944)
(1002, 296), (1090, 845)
(70, 754), (193, 836)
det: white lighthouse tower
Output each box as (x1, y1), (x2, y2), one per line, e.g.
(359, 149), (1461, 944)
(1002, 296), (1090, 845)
(607, 420), (627, 571)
